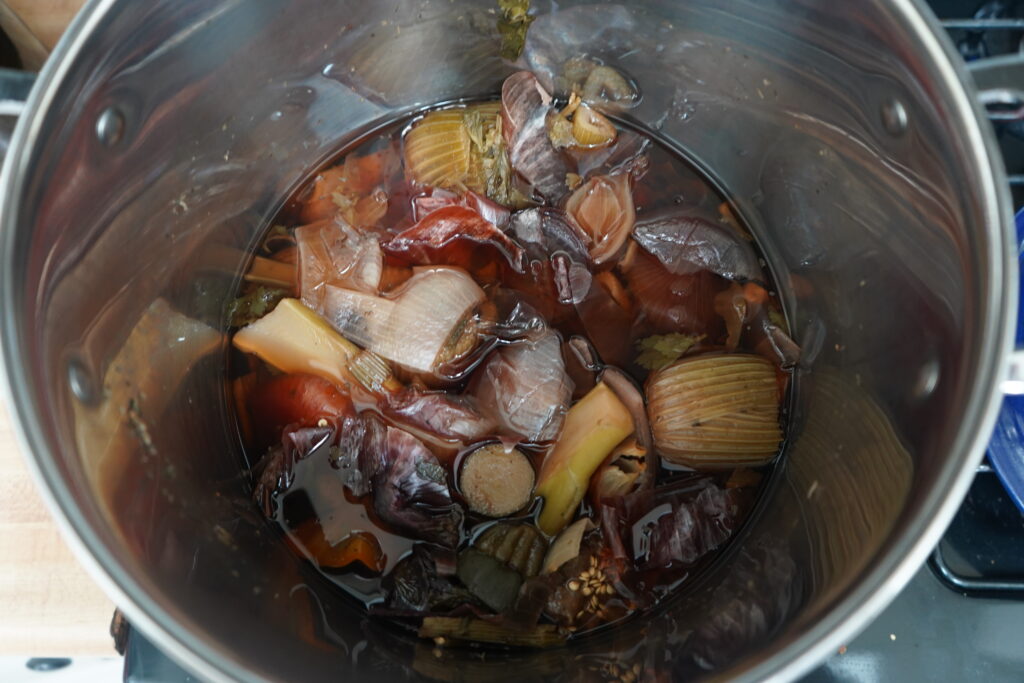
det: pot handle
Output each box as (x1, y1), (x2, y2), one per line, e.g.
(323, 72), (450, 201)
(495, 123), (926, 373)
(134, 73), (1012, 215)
(969, 55), (1024, 121)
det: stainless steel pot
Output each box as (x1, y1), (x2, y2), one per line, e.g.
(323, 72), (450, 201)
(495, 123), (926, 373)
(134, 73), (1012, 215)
(0, 0), (1016, 681)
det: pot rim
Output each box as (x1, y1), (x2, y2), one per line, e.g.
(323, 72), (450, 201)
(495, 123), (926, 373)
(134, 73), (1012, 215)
(0, 1), (1015, 681)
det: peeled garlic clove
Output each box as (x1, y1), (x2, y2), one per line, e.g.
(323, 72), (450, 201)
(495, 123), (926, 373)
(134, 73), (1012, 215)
(565, 173), (635, 264)
(647, 353), (782, 468)
(571, 104), (617, 148)
(404, 110), (472, 189)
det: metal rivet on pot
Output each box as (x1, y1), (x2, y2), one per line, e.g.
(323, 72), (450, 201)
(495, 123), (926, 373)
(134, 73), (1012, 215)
(95, 106), (125, 146)
(26, 658), (72, 672)
(68, 357), (97, 404)
(914, 357), (940, 398)
(881, 98), (908, 136)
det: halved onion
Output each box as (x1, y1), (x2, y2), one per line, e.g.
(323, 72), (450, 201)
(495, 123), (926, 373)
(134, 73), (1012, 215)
(565, 173), (634, 264)
(404, 110), (472, 190)
(647, 353), (782, 469)
(322, 267), (486, 375)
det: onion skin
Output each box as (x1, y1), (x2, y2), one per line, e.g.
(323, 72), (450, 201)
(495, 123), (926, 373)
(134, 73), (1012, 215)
(323, 267), (486, 375)
(296, 218), (382, 312)
(501, 71), (572, 202)
(647, 353), (782, 469)
(632, 208), (764, 283)
(565, 173), (635, 265)
(620, 241), (726, 338)
(382, 205), (525, 281)
(469, 330), (573, 443)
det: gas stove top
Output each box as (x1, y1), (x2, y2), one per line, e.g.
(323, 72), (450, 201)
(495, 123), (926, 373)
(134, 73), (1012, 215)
(109, 2), (1024, 681)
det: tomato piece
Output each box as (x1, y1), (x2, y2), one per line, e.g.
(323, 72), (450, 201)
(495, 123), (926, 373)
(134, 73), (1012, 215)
(246, 373), (355, 448)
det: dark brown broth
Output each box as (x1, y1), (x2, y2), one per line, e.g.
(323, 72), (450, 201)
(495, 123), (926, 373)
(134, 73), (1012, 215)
(231, 100), (788, 636)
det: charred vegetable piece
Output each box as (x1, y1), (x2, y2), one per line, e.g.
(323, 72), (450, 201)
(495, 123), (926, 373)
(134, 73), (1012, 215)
(647, 354), (782, 468)
(384, 545), (478, 613)
(419, 617), (564, 648)
(290, 523), (386, 575)
(322, 267), (485, 375)
(535, 382), (634, 534)
(469, 330), (572, 443)
(459, 444), (536, 517)
(541, 517), (593, 574)
(373, 427), (464, 547)
(233, 298), (359, 388)
(245, 373), (356, 449)
(474, 523), (547, 577)
(382, 205), (525, 278)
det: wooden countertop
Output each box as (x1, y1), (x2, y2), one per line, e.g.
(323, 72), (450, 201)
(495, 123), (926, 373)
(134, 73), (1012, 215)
(0, 0), (114, 657)
(0, 401), (116, 655)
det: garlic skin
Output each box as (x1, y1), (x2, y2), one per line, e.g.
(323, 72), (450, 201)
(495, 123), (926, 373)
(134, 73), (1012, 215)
(647, 353), (782, 468)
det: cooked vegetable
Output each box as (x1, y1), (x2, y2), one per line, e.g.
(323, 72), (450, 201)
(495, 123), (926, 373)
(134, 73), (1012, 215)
(497, 0), (536, 61)
(322, 267), (486, 375)
(374, 426), (464, 547)
(647, 354), (782, 468)
(620, 240), (724, 336)
(245, 373), (356, 448)
(541, 517), (592, 574)
(404, 104), (524, 207)
(599, 366), (651, 452)
(458, 443), (536, 517)
(419, 617), (564, 648)
(233, 298), (359, 387)
(501, 71), (571, 202)
(634, 332), (704, 371)
(382, 205), (525, 278)
(384, 545), (478, 613)
(412, 188), (512, 228)
(457, 549), (523, 611)
(590, 437), (648, 502)
(383, 388), (497, 452)
(290, 524), (386, 575)
(404, 110), (473, 191)
(714, 282), (748, 350)
(535, 382), (635, 534)
(252, 424), (334, 517)
(560, 59), (639, 111)
(565, 173), (634, 264)
(298, 148), (399, 224)
(470, 330), (573, 443)
(633, 482), (743, 571)
(549, 94), (617, 150)
(474, 522), (547, 576)
(296, 218), (382, 310)
(228, 286), (288, 327)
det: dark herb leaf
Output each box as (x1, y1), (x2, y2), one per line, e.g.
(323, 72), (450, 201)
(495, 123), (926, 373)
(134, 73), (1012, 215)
(498, 0), (535, 61)
(634, 333), (703, 371)
(228, 286), (287, 327)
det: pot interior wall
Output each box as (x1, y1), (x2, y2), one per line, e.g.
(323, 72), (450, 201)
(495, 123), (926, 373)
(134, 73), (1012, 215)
(5, 0), (995, 679)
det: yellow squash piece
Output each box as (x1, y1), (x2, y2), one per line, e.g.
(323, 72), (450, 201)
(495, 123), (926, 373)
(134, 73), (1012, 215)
(232, 298), (359, 387)
(535, 382), (634, 535)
